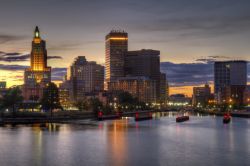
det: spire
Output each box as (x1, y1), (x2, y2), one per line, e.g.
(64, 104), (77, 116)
(34, 26), (40, 38)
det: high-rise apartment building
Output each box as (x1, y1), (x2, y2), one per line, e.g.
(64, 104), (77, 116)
(214, 61), (247, 104)
(23, 26), (51, 101)
(105, 30), (128, 89)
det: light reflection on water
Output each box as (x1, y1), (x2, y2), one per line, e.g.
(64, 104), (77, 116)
(0, 114), (249, 166)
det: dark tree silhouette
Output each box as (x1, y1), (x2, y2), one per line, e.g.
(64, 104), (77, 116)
(41, 82), (61, 116)
(0, 87), (23, 116)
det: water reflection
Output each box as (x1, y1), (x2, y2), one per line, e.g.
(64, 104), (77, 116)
(107, 120), (128, 166)
(0, 115), (249, 166)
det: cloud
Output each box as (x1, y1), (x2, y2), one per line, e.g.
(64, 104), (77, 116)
(51, 67), (67, 81)
(0, 64), (66, 81)
(195, 55), (231, 63)
(0, 54), (30, 62)
(48, 43), (82, 51)
(0, 34), (26, 44)
(0, 51), (63, 62)
(161, 61), (250, 87)
(0, 64), (27, 71)
(47, 56), (62, 59)
(0, 52), (30, 62)
(161, 62), (213, 87)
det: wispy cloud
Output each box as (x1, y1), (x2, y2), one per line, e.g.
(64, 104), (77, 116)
(0, 64), (27, 71)
(0, 34), (27, 44)
(0, 51), (63, 62)
(195, 55), (231, 63)
(51, 67), (67, 81)
(47, 56), (63, 59)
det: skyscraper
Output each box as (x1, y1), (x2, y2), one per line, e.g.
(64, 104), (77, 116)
(23, 26), (51, 101)
(214, 61), (247, 104)
(105, 30), (128, 89)
(125, 49), (162, 101)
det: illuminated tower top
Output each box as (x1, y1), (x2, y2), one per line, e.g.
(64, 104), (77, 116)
(29, 26), (50, 71)
(34, 26), (40, 38)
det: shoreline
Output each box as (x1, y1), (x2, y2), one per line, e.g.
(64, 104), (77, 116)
(1, 110), (250, 125)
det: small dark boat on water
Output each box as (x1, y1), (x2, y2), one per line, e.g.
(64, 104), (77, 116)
(97, 111), (121, 121)
(135, 112), (153, 121)
(223, 113), (231, 124)
(176, 116), (189, 123)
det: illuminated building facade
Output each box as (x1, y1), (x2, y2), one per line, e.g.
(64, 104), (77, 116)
(108, 76), (157, 103)
(23, 26), (51, 101)
(192, 84), (211, 107)
(105, 30), (128, 89)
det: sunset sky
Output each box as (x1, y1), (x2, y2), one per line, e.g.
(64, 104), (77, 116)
(0, 0), (250, 96)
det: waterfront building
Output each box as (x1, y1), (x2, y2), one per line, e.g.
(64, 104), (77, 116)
(214, 61), (247, 104)
(66, 56), (104, 101)
(160, 73), (167, 104)
(105, 30), (128, 89)
(23, 26), (51, 101)
(218, 85), (246, 107)
(168, 94), (191, 106)
(0, 81), (6, 89)
(125, 49), (161, 100)
(166, 79), (169, 101)
(0, 82), (7, 98)
(108, 76), (157, 103)
(58, 82), (71, 110)
(192, 84), (211, 107)
(243, 85), (250, 106)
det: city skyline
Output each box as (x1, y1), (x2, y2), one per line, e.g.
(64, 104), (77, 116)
(1, 0), (250, 96)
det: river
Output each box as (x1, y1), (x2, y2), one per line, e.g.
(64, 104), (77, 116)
(0, 113), (249, 166)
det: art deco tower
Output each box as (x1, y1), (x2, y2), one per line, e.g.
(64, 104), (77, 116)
(30, 26), (49, 71)
(23, 26), (51, 101)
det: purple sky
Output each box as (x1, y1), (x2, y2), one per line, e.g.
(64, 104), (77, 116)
(0, 0), (250, 89)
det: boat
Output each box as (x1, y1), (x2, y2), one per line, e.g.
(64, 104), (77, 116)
(176, 116), (189, 123)
(135, 112), (153, 121)
(97, 111), (121, 121)
(223, 113), (231, 124)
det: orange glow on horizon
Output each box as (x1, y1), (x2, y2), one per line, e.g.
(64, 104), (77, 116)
(170, 84), (214, 97)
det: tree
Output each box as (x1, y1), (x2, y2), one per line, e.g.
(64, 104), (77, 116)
(74, 99), (89, 111)
(117, 92), (139, 111)
(0, 87), (23, 116)
(41, 82), (61, 116)
(88, 98), (103, 115)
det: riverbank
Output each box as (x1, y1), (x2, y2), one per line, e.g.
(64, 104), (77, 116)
(0, 111), (95, 125)
(204, 111), (250, 118)
(0, 109), (164, 125)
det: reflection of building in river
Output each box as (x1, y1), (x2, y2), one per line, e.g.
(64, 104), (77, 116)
(107, 120), (128, 166)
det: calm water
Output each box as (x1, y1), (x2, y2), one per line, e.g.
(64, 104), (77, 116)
(0, 113), (250, 166)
